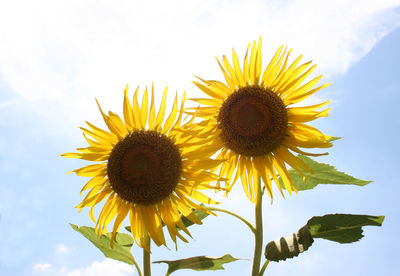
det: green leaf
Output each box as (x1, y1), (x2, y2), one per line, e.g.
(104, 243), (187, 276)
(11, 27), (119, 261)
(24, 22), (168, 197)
(70, 223), (135, 265)
(125, 207), (210, 233)
(154, 254), (241, 275)
(280, 155), (371, 191)
(307, 214), (385, 243)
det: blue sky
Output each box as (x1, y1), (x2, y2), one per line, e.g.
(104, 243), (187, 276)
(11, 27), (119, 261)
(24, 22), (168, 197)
(0, 1), (400, 275)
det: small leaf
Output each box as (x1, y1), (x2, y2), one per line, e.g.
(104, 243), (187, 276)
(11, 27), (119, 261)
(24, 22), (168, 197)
(307, 214), (385, 243)
(125, 207), (210, 233)
(154, 254), (241, 275)
(70, 223), (135, 265)
(280, 155), (371, 191)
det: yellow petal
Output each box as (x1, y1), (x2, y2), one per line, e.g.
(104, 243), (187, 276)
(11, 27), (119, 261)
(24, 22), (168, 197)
(77, 146), (110, 154)
(148, 84), (156, 130)
(232, 48), (246, 86)
(193, 79), (226, 100)
(190, 98), (223, 106)
(222, 55), (239, 87)
(132, 86), (141, 128)
(155, 87), (168, 131)
(288, 107), (330, 123)
(159, 200), (188, 244)
(177, 185), (218, 205)
(61, 152), (108, 161)
(111, 200), (130, 248)
(246, 159), (255, 202)
(95, 193), (117, 234)
(255, 38), (262, 84)
(272, 48), (292, 88)
(243, 43), (251, 84)
(142, 205), (165, 247)
(238, 155), (252, 201)
(140, 87), (148, 129)
(279, 62), (315, 97)
(80, 176), (108, 195)
(216, 58), (236, 90)
(264, 46), (286, 88)
(108, 111), (127, 137)
(272, 156), (295, 194)
(170, 91), (186, 132)
(122, 85), (134, 132)
(95, 99), (124, 139)
(162, 92), (178, 134)
(253, 156), (274, 198)
(285, 83), (330, 105)
(70, 163), (106, 177)
(249, 40), (258, 84)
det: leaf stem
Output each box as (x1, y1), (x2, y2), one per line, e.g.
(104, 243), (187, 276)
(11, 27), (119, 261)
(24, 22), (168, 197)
(132, 255), (143, 276)
(206, 206), (256, 234)
(251, 177), (263, 276)
(258, 260), (269, 276)
(143, 235), (151, 276)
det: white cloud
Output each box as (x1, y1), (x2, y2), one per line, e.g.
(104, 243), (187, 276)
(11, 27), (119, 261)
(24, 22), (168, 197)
(0, 0), (399, 137)
(56, 259), (134, 276)
(56, 243), (71, 254)
(33, 263), (53, 273)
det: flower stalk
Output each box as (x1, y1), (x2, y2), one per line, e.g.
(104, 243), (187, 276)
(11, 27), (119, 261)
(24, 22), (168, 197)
(143, 235), (151, 276)
(251, 177), (263, 276)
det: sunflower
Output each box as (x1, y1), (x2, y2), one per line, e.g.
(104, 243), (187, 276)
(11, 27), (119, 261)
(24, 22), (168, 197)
(187, 38), (332, 202)
(62, 85), (224, 250)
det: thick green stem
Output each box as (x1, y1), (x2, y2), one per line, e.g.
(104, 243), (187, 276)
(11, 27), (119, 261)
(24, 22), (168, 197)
(143, 235), (151, 276)
(206, 206), (256, 234)
(251, 177), (263, 276)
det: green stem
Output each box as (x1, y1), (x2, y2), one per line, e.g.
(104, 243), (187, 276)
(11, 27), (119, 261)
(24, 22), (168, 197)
(132, 255), (143, 276)
(143, 235), (151, 276)
(251, 177), (263, 276)
(206, 206), (256, 234)
(258, 260), (270, 276)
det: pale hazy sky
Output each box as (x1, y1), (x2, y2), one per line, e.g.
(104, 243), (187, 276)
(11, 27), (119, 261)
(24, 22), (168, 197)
(0, 1), (399, 275)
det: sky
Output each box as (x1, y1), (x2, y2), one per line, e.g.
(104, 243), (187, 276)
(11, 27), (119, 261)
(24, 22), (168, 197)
(0, 0), (400, 275)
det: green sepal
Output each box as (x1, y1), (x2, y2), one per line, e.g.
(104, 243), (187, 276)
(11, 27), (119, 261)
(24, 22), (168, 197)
(154, 254), (242, 275)
(70, 223), (136, 265)
(327, 136), (342, 142)
(307, 214), (385, 243)
(280, 155), (371, 191)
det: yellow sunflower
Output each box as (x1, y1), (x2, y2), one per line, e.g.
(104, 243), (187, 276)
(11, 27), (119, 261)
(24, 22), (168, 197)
(187, 38), (332, 202)
(62, 85), (224, 251)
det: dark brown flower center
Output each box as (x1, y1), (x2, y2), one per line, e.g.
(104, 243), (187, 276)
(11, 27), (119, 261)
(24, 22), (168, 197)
(107, 130), (182, 205)
(217, 85), (288, 156)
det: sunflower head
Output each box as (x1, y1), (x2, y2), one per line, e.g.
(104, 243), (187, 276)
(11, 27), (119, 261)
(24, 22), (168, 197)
(188, 38), (333, 201)
(62, 84), (224, 251)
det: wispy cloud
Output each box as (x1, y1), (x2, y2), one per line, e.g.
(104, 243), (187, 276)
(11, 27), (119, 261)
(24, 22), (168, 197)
(56, 243), (71, 254)
(0, 0), (398, 138)
(33, 263), (53, 273)
(32, 259), (134, 276)
(58, 259), (133, 276)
